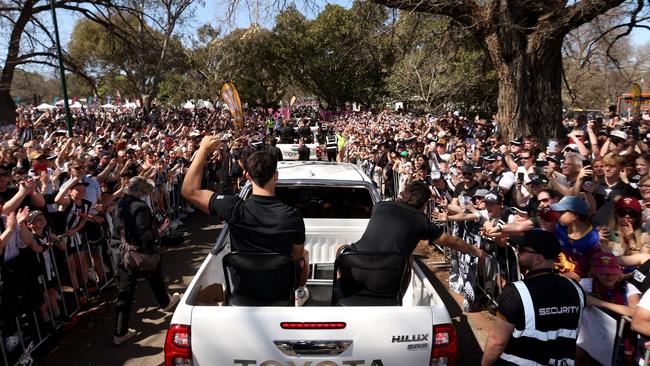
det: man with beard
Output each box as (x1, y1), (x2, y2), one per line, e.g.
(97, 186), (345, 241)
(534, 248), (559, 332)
(481, 230), (585, 365)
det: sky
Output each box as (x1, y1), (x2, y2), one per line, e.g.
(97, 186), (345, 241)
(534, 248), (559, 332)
(13, 0), (650, 77)
(54, 0), (650, 47)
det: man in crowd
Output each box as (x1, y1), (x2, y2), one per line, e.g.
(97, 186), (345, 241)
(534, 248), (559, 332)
(112, 176), (178, 346)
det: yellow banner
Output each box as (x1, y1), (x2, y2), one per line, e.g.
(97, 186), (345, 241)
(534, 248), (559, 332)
(220, 82), (244, 129)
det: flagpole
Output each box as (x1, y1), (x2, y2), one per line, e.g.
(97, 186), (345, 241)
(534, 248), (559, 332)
(49, 0), (73, 137)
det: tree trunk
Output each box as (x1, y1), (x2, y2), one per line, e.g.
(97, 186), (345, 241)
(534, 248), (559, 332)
(0, 0), (35, 124)
(484, 32), (565, 143)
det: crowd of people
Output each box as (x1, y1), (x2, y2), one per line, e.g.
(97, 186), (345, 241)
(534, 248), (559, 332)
(2, 101), (650, 364)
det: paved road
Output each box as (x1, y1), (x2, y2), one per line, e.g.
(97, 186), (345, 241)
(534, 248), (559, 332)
(38, 212), (491, 365)
(39, 213), (219, 366)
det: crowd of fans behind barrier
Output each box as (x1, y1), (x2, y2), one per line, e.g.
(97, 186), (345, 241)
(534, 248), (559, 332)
(2, 102), (650, 364)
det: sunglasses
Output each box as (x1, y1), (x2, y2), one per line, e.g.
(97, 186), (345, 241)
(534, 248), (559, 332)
(616, 209), (641, 218)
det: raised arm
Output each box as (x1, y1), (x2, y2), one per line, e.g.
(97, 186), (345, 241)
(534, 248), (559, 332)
(181, 135), (221, 214)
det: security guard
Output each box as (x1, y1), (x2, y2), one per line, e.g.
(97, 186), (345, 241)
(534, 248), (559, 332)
(481, 230), (585, 365)
(325, 129), (338, 162)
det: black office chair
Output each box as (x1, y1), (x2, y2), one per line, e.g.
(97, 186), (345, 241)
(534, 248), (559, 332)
(331, 251), (407, 306)
(222, 252), (299, 306)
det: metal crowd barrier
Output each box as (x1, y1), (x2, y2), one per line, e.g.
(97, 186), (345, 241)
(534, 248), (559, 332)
(3, 172), (190, 365)
(444, 220), (520, 311)
(1, 222), (118, 366)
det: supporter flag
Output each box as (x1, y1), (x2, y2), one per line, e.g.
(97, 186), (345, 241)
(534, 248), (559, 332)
(107, 95), (112, 104)
(220, 82), (244, 129)
(116, 90), (121, 106)
(632, 82), (642, 119)
(53, 96), (59, 105)
(93, 94), (99, 106)
(72, 96), (78, 105)
(14, 96), (20, 105)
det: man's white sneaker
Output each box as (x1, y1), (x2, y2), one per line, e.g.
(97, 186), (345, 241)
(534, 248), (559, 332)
(295, 287), (310, 307)
(163, 292), (181, 312)
(113, 328), (136, 346)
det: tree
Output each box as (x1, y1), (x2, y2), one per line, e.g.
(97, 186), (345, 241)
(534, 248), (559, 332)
(370, 0), (648, 140)
(386, 13), (497, 113)
(67, 16), (187, 102)
(0, 0), (196, 123)
(0, 0), (144, 123)
(184, 24), (282, 106)
(562, 16), (649, 111)
(271, 2), (395, 109)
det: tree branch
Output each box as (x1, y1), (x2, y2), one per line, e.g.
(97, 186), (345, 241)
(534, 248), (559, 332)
(371, 0), (482, 31)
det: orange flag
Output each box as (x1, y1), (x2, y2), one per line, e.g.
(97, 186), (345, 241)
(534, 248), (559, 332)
(220, 82), (244, 129)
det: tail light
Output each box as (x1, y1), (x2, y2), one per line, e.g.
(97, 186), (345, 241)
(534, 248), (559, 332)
(430, 323), (457, 366)
(165, 324), (192, 366)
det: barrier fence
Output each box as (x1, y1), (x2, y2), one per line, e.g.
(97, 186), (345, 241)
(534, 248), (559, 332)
(1, 170), (193, 366)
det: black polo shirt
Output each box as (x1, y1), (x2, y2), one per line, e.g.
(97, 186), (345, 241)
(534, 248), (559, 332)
(352, 201), (444, 258)
(297, 145), (310, 161)
(208, 193), (305, 254)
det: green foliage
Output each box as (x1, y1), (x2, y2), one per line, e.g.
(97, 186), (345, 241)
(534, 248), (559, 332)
(67, 17), (187, 100)
(63, 1), (497, 110)
(386, 13), (497, 112)
(270, 2), (394, 108)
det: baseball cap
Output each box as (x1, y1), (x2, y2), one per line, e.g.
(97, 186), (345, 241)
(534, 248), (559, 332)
(546, 156), (562, 165)
(509, 137), (523, 146)
(28, 151), (44, 160)
(483, 191), (502, 204)
(26, 210), (45, 224)
(590, 252), (622, 275)
(614, 196), (642, 214)
(510, 230), (561, 260)
(549, 196), (588, 216)
(473, 189), (489, 198)
(562, 144), (578, 153)
(610, 130), (628, 140)
(400, 151), (409, 157)
(511, 204), (531, 215)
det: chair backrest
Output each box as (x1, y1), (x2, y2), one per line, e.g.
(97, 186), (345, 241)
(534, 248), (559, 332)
(332, 251), (407, 305)
(222, 252), (298, 304)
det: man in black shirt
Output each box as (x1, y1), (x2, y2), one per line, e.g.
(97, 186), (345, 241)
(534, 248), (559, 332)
(182, 137), (310, 305)
(297, 120), (312, 143)
(297, 139), (310, 161)
(482, 230), (585, 365)
(353, 181), (484, 259)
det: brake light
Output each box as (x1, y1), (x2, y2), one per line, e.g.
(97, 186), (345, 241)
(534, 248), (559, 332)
(430, 323), (457, 366)
(165, 324), (192, 366)
(281, 322), (346, 329)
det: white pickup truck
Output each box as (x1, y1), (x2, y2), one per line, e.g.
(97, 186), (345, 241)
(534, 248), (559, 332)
(165, 162), (457, 366)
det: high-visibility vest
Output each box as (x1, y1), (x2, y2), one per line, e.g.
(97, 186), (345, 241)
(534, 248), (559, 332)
(500, 274), (585, 365)
(326, 135), (337, 150)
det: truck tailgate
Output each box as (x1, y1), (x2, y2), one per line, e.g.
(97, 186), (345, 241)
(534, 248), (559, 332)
(191, 306), (433, 365)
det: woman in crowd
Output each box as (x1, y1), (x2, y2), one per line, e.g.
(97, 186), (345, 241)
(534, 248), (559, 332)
(601, 197), (648, 256)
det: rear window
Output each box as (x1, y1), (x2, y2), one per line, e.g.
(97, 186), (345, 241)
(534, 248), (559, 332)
(274, 186), (374, 218)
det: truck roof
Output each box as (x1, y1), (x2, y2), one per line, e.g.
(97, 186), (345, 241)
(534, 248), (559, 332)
(276, 161), (373, 184)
